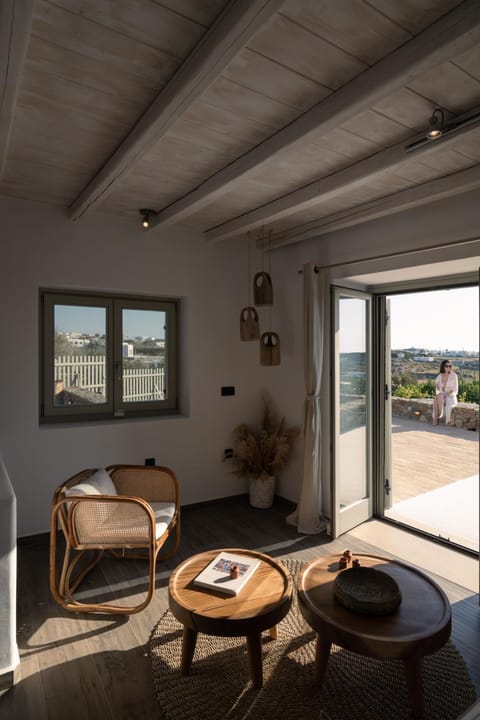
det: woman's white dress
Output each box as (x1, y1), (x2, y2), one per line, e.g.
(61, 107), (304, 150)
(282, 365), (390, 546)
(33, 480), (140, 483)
(433, 371), (458, 424)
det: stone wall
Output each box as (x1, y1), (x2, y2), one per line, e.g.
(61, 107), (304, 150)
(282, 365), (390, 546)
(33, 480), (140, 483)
(392, 397), (479, 430)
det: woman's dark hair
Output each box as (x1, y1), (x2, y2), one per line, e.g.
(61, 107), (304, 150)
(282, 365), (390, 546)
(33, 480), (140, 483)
(439, 359), (452, 373)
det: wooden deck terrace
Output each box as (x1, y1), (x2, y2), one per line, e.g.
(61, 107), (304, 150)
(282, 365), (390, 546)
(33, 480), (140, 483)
(391, 415), (479, 503)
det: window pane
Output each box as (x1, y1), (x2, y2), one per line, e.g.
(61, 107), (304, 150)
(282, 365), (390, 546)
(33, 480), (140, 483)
(338, 296), (368, 505)
(41, 290), (178, 422)
(53, 305), (107, 406)
(122, 309), (166, 403)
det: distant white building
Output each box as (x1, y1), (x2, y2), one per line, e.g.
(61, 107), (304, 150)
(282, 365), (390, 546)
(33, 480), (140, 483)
(122, 342), (134, 358)
(413, 356), (434, 362)
(70, 338), (89, 348)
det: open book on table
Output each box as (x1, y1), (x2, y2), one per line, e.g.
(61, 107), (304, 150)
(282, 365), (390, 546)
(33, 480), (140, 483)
(193, 551), (260, 596)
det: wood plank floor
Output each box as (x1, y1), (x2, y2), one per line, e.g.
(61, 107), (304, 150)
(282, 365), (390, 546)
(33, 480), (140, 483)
(2, 496), (479, 720)
(391, 416), (479, 502)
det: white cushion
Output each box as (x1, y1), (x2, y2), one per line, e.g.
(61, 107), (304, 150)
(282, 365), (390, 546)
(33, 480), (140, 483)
(65, 468), (117, 497)
(150, 501), (176, 539)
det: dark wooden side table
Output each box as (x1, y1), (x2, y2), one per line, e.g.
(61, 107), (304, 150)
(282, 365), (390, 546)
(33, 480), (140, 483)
(168, 548), (292, 688)
(298, 554), (451, 719)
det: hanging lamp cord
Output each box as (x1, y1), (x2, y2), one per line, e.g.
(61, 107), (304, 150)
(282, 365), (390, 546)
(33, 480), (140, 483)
(268, 229), (272, 331)
(247, 231), (252, 305)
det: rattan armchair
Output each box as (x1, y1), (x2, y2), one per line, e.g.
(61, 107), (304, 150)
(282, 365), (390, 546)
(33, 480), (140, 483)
(50, 464), (180, 615)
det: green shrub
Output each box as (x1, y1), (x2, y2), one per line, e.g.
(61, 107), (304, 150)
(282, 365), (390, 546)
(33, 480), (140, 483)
(458, 380), (479, 403)
(392, 379), (479, 403)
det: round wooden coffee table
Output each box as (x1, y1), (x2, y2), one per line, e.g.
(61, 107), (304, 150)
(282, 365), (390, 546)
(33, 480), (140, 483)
(298, 554), (451, 719)
(168, 548), (292, 688)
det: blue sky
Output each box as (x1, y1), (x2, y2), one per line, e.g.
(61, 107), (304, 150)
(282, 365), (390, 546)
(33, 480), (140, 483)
(56, 287), (479, 351)
(339, 286), (478, 353)
(54, 305), (165, 339)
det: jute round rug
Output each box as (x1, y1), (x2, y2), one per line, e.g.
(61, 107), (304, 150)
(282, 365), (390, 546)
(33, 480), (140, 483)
(149, 559), (476, 720)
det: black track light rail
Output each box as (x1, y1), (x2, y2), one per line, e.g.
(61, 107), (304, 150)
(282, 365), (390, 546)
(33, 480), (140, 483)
(406, 108), (480, 152)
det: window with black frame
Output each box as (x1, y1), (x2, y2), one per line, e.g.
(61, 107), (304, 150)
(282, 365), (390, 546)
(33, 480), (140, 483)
(40, 290), (178, 422)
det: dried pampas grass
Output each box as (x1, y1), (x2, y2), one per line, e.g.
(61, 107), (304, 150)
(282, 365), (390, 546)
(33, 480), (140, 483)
(232, 400), (300, 480)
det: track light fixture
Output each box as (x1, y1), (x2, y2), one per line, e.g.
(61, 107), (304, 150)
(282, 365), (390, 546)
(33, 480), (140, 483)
(426, 108), (445, 139)
(406, 106), (480, 152)
(140, 208), (156, 229)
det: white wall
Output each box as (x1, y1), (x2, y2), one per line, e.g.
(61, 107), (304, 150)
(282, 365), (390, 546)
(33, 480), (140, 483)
(0, 197), (304, 537)
(257, 189), (480, 505)
(281, 188), (480, 278)
(2, 189), (479, 536)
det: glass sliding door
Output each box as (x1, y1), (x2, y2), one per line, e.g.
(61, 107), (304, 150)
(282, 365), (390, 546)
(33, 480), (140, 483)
(332, 288), (373, 536)
(380, 285), (479, 552)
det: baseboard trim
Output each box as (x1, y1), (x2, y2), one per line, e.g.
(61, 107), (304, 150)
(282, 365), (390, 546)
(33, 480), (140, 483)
(0, 664), (20, 695)
(18, 493), (296, 543)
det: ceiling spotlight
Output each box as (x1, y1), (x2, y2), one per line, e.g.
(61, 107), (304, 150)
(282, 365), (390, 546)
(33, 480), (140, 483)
(426, 108), (445, 140)
(140, 208), (155, 229)
(406, 106), (480, 152)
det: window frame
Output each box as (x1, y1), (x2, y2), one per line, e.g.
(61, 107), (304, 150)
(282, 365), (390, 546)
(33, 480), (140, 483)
(40, 289), (179, 423)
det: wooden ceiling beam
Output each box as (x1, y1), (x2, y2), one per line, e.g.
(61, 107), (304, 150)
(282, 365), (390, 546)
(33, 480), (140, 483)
(0, 0), (35, 181)
(149, 0), (480, 233)
(68, 0), (284, 221)
(264, 163), (480, 250)
(205, 106), (480, 243)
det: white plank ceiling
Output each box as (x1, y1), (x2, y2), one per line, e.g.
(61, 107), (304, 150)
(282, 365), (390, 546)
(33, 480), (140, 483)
(1, 0), (480, 247)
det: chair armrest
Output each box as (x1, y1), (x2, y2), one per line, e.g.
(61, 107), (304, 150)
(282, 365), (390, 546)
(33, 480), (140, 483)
(54, 495), (157, 548)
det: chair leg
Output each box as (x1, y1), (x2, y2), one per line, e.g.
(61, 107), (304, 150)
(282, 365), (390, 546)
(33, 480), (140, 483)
(59, 543), (72, 597)
(49, 502), (179, 615)
(156, 515), (181, 561)
(49, 505), (72, 607)
(64, 549), (104, 599)
(60, 543), (157, 615)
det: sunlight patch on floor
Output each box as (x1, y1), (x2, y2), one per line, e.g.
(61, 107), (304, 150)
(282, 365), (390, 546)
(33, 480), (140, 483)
(385, 475), (479, 552)
(349, 519), (479, 592)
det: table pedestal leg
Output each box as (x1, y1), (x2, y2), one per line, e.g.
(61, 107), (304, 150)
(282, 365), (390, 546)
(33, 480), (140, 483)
(246, 633), (263, 688)
(181, 627), (198, 675)
(404, 656), (423, 720)
(314, 635), (332, 686)
(269, 625), (278, 640)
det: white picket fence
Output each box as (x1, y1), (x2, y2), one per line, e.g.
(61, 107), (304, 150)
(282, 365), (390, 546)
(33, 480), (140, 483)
(55, 355), (166, 401)
(122, 367), (165, 401)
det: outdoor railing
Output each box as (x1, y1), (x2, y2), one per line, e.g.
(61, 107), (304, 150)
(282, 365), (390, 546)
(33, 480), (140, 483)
(54, 355), (165, 402)
(55, 355), (105, 394)
(123, 367), (165, 401)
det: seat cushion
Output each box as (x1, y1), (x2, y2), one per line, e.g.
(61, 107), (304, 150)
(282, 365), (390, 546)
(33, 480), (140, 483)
(151, 501), (176, 539)
(74, 501), (176, 544)
(65, 468), (118, 497)
(64, 482), (175, 545)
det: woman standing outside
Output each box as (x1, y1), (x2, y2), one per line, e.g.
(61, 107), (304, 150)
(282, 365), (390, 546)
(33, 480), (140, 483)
(433, 360), (458, 425)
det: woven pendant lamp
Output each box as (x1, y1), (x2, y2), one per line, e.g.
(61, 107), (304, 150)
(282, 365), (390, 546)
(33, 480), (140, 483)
(253, 271), (273, 306)
(259, 231), (280, 366)
(253, 228), (273, 306)
(240, 306), (260, 341)
(240, 233), (260, 341)
(260, 331), (281, 366)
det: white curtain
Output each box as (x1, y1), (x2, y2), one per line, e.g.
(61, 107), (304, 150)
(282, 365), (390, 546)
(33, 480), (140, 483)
(287, 263), (328, 534)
